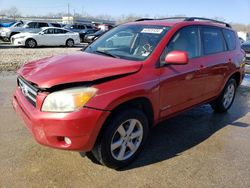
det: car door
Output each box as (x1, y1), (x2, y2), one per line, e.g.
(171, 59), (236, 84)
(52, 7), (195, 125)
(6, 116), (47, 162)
(54, 29), (68, 45)
(39, 28), (55, 46)
(159, 26), (207, 118)
(199, 26), (229, 99)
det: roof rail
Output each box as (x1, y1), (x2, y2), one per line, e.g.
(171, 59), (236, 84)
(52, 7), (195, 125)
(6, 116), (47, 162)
(135, 18), (155, 22)
(135, 17), (186, 22)
(135, 17), (231, 28)
(184, 17), (231, 28)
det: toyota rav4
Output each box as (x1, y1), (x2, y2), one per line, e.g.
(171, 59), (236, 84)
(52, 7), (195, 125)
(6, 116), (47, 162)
(13, 17), (245, 169)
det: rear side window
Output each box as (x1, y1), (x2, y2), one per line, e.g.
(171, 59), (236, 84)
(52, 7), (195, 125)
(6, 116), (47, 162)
(201, 27), (225, 55)
(223, 29), (236, 51)
(27, 22), (37, 28)
(38, 22), (49, 28)
(54, 29), (68, 34)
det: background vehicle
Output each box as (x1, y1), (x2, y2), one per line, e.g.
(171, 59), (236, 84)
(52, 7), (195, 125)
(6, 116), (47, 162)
(64, 23), (98, 42)
(13, 17), (245, 169)
(98, 24), (114, 31)
(238, 31), (250, 44)
(241, 42), (250, 73)
(0, 21), (24, 41)
(79, 29), (99, 42)
(0, 21), (23, 28)
(0, 21), (56, 41)
(50, 23), (62, 28)
(11, 27), (80, 47)
(83, 30), (106, 43)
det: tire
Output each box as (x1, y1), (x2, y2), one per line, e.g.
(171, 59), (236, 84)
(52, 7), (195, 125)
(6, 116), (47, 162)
(66, 39), (74, 47)
(210, 79), (237, 113)
(85, 152), (101, 165)
(2, 37), (9, 42)
(92, 108), (149, 169)
(25, 39), (37, 48)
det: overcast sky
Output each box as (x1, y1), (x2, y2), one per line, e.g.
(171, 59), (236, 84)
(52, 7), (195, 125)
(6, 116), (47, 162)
(0, 0), (250, 24)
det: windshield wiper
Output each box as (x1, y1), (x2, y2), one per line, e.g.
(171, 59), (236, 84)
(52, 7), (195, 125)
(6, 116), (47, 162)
(95, 50), (120, 59)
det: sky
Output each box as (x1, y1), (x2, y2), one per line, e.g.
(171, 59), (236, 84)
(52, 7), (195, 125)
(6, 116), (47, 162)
(0, 0), (250, 24)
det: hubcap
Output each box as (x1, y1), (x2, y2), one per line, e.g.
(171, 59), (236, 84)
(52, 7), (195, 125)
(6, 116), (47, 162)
(67, 40), (73, 46)
(110, 119), (143, 161)
(28, 40), (36, 47)
(223, 83), (235, 109)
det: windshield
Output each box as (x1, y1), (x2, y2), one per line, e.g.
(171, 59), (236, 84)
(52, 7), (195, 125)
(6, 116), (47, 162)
(85, 24), (170, 61)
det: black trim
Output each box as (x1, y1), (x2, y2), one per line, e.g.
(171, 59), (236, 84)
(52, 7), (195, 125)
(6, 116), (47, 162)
(135, 17), (231, 28)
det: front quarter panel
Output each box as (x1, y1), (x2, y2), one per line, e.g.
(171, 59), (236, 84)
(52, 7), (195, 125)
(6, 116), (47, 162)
(85, 66), (160, 123)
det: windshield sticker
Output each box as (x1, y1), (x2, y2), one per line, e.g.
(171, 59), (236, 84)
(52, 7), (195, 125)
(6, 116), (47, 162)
(141, 28), (163, 34)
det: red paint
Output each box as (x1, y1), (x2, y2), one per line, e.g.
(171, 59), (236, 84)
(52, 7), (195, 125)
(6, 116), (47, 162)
(165, 50), (189, 65)
(13, 20), (245, 151)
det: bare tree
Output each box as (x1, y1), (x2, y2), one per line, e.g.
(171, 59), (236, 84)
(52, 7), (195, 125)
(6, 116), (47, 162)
(6, 6), (21, 20)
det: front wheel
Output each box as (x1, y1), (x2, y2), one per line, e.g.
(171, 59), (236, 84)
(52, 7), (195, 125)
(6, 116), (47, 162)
(210, 79), (237, 113)
(25, 39), (37, 48)
(91, 108), (149, 169)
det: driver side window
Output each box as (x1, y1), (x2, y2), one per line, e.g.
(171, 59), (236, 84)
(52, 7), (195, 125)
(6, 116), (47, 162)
(160, 26), (200, 62)
(43, 29), (54, 34)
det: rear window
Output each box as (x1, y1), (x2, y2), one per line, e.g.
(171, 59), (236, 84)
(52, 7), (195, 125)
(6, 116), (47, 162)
(201, 27), (225, 55)
(223, 29), (236, 51)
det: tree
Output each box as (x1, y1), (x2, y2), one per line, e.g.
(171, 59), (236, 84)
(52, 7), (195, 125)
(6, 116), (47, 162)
(6, 6), (21, 20)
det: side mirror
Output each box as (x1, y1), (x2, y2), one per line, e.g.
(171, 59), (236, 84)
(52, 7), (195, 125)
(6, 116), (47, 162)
(39, 32), (44, 35)
(165, 51), (189, 65)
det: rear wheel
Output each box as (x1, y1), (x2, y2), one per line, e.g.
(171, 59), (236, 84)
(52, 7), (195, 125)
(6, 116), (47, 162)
(25, 39), (37, 48)
(66, 39), (74, 47)
(91, 108), (149, 169)
(210, 79), (237, 113)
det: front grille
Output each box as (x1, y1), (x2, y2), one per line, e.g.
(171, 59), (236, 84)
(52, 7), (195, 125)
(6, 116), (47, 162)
(17, 77), (38, 107)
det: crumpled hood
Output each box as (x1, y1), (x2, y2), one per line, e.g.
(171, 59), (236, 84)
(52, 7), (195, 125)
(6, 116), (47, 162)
(17, 52), (142, 88)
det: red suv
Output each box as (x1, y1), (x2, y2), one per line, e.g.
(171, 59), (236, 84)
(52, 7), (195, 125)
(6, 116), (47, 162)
(13, 17), (245, 169)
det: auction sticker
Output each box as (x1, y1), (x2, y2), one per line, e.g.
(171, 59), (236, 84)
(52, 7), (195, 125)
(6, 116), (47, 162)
(141, 28), (163, 34)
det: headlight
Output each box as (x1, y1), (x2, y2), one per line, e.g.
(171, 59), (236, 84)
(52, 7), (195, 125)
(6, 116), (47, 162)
(42, 87), (97, 112)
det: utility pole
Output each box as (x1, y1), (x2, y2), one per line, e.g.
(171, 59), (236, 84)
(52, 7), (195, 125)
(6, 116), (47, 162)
(82, 7), (84, 18)
(67, 3), (70, 23)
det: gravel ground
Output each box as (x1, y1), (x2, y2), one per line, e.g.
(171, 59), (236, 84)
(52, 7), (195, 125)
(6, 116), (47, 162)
(0, 42), (85, 71)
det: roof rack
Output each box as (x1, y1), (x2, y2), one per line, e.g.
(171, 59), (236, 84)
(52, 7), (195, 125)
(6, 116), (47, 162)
(135, 17), (231, 28)
(135, 17), (186, 22)
(184, 17), (231, 28)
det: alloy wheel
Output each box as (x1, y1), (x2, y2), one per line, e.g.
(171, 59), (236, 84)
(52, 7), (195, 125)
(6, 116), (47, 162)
(110, 119), (143, 161)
